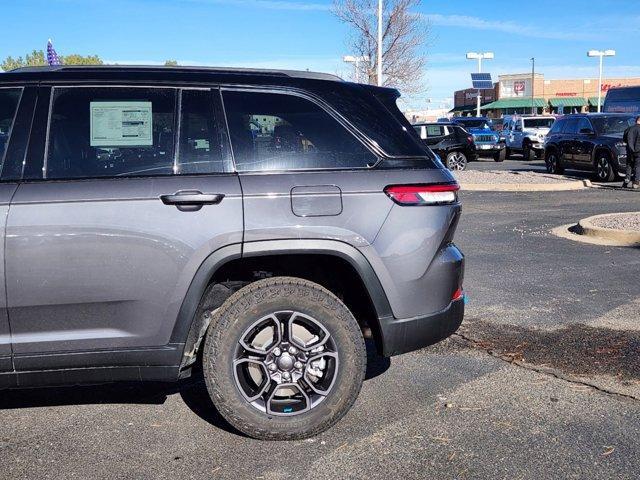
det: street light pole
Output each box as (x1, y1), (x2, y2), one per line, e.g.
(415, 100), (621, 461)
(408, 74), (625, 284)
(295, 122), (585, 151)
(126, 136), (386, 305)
(588, 49), (616, 113)
(466, 52), (494, 117)
(377, 0), (383, 86)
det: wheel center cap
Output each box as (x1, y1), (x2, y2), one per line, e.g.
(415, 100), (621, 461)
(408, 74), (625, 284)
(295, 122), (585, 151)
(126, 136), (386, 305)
(277, 353), (294, 371)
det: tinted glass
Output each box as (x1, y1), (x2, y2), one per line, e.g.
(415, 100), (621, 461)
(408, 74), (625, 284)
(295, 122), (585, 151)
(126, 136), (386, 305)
(524, 118), (555, 129)
(178, 89), (228, 174)
(319, 87), (433, 158)
(576, 117), (593, 134)
(455, 118), (491, 129)
(590, 115), (636, 135)
(562, 118), (580, 134)
(549, 119), (564, 134)
(0, 88), (22, 168)
(47, 87), (176, 179)
(223, 90), (377, 171)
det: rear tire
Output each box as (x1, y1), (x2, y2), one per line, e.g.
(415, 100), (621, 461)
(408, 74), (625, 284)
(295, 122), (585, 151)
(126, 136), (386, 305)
(202, 277), (366, 440)
(494, 149), (506, 162)
(446, 151), (468, 171)
(594, 153), (616, 182)
(523, 143), (532, 161)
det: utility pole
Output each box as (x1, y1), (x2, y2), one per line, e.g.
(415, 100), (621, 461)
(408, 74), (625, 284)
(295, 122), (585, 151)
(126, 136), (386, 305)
(531, 57), (535, 115)
(377, 0), (383, 86)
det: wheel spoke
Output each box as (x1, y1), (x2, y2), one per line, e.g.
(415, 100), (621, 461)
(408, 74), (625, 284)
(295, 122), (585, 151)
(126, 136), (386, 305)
(266, 382), (310, 416)
(233, 358), (270, 402)
(238, 314), (281, 355)
(303, 351), (339, 396)
(287, 312), (330, 352)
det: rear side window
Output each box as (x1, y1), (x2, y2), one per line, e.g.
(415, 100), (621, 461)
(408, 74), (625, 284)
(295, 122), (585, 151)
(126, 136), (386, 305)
(426, 125), (445, 137)
(0, 88), (22, 168)
(47, 87), (176, 179)
(223, 90), (376, 171)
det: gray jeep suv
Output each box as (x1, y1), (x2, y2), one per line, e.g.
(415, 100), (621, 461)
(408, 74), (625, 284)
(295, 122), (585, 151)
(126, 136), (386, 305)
(0, 65), (464, 440)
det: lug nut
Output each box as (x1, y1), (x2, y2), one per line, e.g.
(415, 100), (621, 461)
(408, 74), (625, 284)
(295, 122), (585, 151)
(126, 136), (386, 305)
(282, 372), (291, 381)
(288, 346), (298, 355)
(294, 361), (303, 370)
(272, 347), (281, 356)
(268, 363), (277, 371)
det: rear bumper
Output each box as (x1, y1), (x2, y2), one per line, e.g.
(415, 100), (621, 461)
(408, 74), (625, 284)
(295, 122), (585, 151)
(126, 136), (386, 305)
(378, 298), (464, 357)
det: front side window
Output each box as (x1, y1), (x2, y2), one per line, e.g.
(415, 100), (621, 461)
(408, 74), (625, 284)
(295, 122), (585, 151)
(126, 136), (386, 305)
(223, 90), (376, 171)
(0, 89), (22, 169)
(562, 118), (580, 134)
(47, 87), (177, 179)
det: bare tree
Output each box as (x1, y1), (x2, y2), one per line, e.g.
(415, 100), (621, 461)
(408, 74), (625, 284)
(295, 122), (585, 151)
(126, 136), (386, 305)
(332, 0), (428, 93)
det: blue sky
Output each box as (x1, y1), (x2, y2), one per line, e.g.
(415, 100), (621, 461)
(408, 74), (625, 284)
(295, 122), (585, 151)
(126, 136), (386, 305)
(2, 0), (639, 108)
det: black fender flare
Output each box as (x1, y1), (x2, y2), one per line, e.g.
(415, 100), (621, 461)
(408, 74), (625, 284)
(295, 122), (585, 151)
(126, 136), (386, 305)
(170, 239), (393, 350)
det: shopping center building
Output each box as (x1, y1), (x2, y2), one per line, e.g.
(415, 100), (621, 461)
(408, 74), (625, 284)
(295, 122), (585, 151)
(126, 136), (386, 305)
(451, 73), (640, 118)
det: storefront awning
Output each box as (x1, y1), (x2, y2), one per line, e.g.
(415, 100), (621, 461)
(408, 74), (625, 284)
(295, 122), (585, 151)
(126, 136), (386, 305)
(588, 97), (603, 106)
(549, 97), (588, 107)
(449, 104), (488, 113)
(481, 98), (546, 110)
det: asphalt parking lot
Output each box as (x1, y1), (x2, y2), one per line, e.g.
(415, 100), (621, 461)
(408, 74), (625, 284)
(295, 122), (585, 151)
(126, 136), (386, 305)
(1, 159), (639, 480)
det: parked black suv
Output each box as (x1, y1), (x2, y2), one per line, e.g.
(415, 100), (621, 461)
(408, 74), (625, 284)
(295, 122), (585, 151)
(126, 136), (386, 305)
(544, 113), (634, 181)
(0, 65), (464, 440)
(413, 122), (476, 170)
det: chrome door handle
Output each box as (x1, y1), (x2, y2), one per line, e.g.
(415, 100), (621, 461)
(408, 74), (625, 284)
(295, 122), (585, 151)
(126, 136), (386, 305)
(160, 190), (225, 211)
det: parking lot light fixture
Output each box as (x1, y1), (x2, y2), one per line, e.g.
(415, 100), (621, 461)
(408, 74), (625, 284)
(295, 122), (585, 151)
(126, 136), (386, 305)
(587, 49), (616, 113)
(466, 52), (494, 117)
(343, 55), (370, 84)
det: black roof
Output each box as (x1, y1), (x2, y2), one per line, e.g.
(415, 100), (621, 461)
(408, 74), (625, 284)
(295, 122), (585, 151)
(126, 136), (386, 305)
(0, 64), (344, 86)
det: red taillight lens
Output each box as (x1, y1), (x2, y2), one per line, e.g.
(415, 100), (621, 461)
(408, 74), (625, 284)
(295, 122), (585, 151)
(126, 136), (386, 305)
(452, 287), (464, 301)
(384, 183), (460, 206)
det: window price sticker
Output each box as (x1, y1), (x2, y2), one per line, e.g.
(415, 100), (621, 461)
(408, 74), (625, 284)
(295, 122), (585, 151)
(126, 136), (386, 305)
(90, 101), (153, 147)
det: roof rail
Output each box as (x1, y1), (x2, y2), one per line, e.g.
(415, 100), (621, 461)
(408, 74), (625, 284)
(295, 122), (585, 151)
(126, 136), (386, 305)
(5, 64), (344, 82)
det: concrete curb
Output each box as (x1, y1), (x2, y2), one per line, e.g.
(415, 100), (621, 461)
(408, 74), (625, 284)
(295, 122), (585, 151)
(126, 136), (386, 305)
(577, 212), (640, 246)
(460, 179), (591, 192)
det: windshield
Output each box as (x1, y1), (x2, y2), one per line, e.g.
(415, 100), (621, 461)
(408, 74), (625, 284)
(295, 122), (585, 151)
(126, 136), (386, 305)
(524, 118), (555, 129)
(590, 115), (636, 135)
(456, 119), (490, 129)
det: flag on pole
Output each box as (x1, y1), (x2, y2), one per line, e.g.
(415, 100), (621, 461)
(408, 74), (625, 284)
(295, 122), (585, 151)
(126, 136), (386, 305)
(47, 39), (61, 66)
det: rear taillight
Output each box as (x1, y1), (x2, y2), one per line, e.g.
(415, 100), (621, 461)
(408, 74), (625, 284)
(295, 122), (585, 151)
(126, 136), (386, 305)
(452, 287), (464, 301)
(384, 183), (460, 206)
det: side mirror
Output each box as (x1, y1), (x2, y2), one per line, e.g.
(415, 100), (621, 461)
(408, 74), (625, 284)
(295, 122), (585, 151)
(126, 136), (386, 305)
(515, 125), (522, 132)
(579, 128), (595, 135)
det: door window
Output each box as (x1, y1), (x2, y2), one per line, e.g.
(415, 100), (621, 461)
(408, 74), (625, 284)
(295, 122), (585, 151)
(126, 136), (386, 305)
(0, 88), (22, 170)
(576, 117), (593, 134)
(562, 118), (580, 134)
(426, 125), (445, 137)
(46, 87), (176, 179)
(222, 90), (376, 171)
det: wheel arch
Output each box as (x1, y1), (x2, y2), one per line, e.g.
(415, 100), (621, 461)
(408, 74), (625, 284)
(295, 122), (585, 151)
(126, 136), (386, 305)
(171, 240), (393, 370)
(592, 145), (613, 165)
